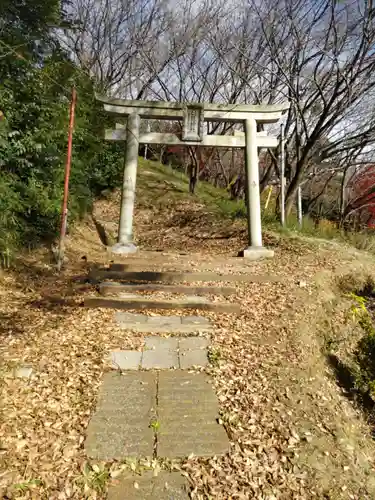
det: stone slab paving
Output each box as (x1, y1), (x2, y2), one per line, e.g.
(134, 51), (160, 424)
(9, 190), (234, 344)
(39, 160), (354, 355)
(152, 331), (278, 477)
(179, 337), (209, 350)
(115, 312), (212, 334)
(142, 337), (179, 369)
(142, 347), (179, 369)
(147, 316), (183, 327)
(85, 371), (229, 461)
(13, 366), (34, 378)
(85, 372), (156, 460)
(181, 315), (209, 325)
(107, 336), (209, 370)
(108, 350), (142, 370)
(179, 336), (209, 369)
(144, 337), (180, 350)
(107, 470), (189, 500)
(157, 371), (229, 458)
(116, 312), (149, 324)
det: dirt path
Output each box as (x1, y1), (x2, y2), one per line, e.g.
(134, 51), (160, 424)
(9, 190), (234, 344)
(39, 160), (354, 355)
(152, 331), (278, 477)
(1, 200), (375, 499)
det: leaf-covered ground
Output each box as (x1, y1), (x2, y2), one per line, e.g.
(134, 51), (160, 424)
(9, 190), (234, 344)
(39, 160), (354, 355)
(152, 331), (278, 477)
(1, 163), (375, 499)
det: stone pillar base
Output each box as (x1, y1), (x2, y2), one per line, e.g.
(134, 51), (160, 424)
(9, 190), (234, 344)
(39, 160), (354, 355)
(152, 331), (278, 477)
(238, 246), (274, 260)
(110, 242), (138, 255)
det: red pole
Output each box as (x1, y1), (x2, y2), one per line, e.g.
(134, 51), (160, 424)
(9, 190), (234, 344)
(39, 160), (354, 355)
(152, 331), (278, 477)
(57, 87), (77, 271)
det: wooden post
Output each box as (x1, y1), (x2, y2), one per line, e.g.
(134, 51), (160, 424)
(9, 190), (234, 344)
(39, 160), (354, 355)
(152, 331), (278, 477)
(279, 123), (285, 226)
(231, 146), (235, 178)
(57, 87), (76, 271)
(144, 121), (150, 159)
(297, 185), (303, 228)
(265, 185), (273, 210)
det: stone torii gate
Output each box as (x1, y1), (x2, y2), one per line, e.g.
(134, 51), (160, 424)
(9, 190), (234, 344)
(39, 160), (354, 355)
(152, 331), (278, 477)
(97, 96), (289, 258)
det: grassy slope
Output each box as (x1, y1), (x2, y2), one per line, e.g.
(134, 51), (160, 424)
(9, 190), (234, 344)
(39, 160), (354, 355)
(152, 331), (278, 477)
(89, 158), (340, 256)
(134, 158), (375, 253)
(137, 159), (246, 215)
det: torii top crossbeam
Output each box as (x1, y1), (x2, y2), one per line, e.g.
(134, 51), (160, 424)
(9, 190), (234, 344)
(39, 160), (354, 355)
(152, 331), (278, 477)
(96, 95), (289, 123)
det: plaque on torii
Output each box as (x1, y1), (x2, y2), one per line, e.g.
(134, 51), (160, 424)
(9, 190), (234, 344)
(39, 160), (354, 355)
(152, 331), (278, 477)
(182, 104), (204, 142)
(97, 95), (289, 257)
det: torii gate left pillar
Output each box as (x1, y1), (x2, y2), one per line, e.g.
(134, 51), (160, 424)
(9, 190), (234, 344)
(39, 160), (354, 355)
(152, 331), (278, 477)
(113, 113), (140, 253)
(98, 97), (289, 258)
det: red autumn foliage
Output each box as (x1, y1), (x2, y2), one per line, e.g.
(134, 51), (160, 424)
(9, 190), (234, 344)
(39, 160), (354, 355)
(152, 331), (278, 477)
(347, 164), (375, 228)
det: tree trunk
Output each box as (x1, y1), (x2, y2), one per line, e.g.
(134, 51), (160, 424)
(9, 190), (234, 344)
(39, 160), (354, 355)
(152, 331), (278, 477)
(216, 150), (229, 186)
(285, 185), (298, 216)
(339, 167), (350, 227)
(159, 146), (166, 164)
(284, 157), (307, 216)
(189, 164), (198, 193)
(188, 147), (198, 194)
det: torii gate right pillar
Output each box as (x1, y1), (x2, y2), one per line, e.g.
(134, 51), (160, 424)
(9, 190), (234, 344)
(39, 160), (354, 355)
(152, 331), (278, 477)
(241, 118), (274, 259)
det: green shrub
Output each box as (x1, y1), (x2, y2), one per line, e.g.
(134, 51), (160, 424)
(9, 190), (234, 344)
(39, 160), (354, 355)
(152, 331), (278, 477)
(349, 290), (375, 397)
(0, 55), (123, 254)
(0, 174), (23, 253)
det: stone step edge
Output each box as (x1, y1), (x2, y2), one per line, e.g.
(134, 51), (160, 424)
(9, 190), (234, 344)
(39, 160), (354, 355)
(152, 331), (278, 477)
(117, 324), (213, 333)
(99, 281), (237, 296)
(89, 269), (279, 284)
(84, 296), (241, 314)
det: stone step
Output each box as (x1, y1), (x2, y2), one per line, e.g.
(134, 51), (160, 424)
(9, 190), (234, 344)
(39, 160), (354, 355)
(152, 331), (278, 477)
(91, 254), (256, 270)
(99, 281), (236, 296)
(115, 312), (212, 333)
(89, 269), (275, 284)
(106, 261), (250, 272)
(84, 296), (241, 314)
(108, 262), (183, 271)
